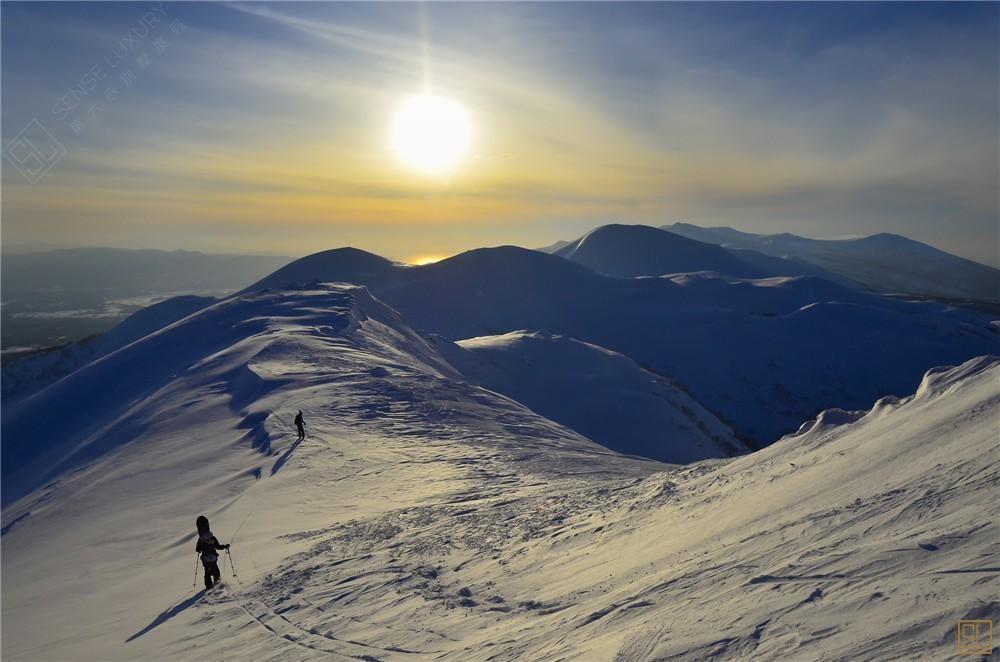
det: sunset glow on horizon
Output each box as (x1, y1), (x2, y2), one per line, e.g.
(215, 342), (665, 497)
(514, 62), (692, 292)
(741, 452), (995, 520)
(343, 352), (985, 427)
(2, 2), (997, 265)
(406, 254), (448, 266)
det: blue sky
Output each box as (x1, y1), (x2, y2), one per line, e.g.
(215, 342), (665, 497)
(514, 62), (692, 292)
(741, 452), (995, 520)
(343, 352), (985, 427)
(2, 2), (997, 265)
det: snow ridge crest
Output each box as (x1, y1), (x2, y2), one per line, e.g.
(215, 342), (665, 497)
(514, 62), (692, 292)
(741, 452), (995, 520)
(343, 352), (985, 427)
(788, 355), (999, 440)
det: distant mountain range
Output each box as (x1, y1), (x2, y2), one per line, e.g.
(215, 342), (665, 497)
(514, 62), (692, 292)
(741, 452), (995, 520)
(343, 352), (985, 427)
(1, 248), (291, 352)
(553, 224), (855, 285)
(2, 247), (291, 296)
(538, 223), (999, 303)
(8, 225), (994, 354)
(662, 223), (999, 302)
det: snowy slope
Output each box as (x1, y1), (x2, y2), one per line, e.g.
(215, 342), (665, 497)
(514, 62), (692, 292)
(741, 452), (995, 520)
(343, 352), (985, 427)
(1, 295), (216, 402)
(180, 352), (987, 660)
(442, 330), (747, 462)
(4, 284), (644, 503)
(665, 222), (1000, 302)
(3, 285), (995, 662)
(1, 283), (663, 660)
(239, 354), (994, 661)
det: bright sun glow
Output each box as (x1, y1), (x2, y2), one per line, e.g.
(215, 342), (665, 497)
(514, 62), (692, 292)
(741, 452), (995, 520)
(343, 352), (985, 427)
(392, 95), (472, 174)
(408, 254), (446, 265)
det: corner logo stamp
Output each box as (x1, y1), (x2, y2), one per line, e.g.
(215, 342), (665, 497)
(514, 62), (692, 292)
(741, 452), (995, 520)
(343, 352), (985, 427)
(957, 619), (992, 655)
(3, 118), (67, 184)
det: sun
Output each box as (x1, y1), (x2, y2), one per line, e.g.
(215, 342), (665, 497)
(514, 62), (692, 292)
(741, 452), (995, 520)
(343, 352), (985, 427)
(391, 94), (472, 174)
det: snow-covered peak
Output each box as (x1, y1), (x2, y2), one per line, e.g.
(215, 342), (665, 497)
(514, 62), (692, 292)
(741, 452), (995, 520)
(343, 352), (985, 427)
(243, 247), (396, 292)
(556, 223), (761, 278)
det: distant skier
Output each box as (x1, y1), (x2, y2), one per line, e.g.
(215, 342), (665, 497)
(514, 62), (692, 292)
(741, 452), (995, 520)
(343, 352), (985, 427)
(294, 410), (306, 440)
(195, 515), (229, 590)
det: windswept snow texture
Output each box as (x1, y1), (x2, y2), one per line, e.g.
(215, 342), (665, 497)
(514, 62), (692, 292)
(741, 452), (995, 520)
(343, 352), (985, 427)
(664, 222), (1000, 302)
(2, 285), (996, 660)
(243, 244), (999, 443)
(445, 330), (747, 463)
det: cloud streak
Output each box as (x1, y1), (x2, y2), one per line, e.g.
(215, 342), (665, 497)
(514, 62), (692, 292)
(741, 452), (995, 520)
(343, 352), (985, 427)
(2, 2), (997, 265)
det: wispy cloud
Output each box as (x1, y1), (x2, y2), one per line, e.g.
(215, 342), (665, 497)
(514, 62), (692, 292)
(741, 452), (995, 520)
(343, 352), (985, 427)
(2, 2), (997, 264)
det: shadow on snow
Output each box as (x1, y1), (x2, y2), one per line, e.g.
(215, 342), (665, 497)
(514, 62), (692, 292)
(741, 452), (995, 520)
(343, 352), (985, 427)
(125, 589), (207, 643)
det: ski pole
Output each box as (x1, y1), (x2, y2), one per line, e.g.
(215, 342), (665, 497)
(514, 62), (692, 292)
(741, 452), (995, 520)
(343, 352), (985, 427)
(227, 547), (242, 584)
(192, 554), (199, 588)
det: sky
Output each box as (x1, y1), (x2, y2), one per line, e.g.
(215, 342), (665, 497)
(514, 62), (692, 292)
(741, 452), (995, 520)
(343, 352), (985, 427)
(2, 2), (998, 266)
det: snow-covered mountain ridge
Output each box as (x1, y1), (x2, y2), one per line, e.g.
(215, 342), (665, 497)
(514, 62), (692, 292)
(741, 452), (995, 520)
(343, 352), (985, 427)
(243, 245), (999, 444)
(12, 242), (996, 446)
(2, 276), (995, 659)
(1, 282), (666, 659)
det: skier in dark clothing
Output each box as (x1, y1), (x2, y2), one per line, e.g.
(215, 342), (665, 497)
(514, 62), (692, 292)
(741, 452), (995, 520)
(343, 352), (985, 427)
(294, 410), (305, 440)
(195, 515), (229, 590)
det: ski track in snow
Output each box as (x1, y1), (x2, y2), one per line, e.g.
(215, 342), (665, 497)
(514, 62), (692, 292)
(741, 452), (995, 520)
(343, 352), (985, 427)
(1, 284), (998, 661)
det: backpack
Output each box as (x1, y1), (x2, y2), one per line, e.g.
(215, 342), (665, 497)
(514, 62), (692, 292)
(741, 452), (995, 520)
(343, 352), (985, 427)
(197, 532), (219, 562)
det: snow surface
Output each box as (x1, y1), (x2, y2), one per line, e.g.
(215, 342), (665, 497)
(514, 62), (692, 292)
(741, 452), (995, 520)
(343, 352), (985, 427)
(444, 330), (747, 463)
(2, 281), (996, 659)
